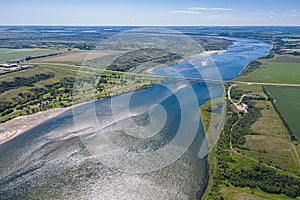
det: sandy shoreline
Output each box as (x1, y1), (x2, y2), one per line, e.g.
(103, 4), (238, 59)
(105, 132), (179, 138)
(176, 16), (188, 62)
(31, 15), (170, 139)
(199, 50), (225, 56)
(0, 107), (71, 145)
(0, 98), (99, 146)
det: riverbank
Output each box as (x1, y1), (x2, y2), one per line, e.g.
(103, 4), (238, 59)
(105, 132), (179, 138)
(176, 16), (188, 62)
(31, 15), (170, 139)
(0, 107), (70, 145)
(0, 85), (151, 146)
(199, 98), (226, 200)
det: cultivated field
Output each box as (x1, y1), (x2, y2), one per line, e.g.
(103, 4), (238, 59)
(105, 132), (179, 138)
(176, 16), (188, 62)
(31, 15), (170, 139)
(272, 55), (300, 63)
(33, 50), (120, 63)
(237, 62), (300, 84)
(265, 85), (300, 142)
(0, 48), (63, 62)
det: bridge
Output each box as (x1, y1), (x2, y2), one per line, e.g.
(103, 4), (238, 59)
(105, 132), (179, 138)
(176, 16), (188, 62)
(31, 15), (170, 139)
(166, 77), (225, 85)
(166, 77), (300, 88)
(32, 62), (300, 88)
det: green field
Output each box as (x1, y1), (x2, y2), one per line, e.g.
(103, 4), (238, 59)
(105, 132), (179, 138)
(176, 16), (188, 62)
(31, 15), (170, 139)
(0, 48), (63, 62)
(265, 86), (300, 142)
(237, 62), (300, 84)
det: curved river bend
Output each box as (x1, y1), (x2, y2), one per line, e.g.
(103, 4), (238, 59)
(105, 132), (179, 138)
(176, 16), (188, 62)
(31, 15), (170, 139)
(0, 38), (272, 199)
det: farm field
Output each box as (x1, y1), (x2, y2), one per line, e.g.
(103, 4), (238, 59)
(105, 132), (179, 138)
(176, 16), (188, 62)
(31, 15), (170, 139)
(271, 55), (300, 63)
(0, 48), (63, 62)
(237, 62), (300, 84)
(265, 85), (300, 142)
(33, 50), (120, 63)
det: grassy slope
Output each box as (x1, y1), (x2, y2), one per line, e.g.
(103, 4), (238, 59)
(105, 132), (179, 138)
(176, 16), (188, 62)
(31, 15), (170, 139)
(265, 85), (300, 142)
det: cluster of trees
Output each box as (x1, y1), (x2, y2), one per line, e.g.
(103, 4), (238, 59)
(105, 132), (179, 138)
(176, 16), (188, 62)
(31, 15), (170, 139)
(0, 101), (14, 114)
(0, 73), (54, 93)
(230, 87), (246, 101)
(25, 53), (62, 61)
(188, 36), (234, 51)
(0, 26), (107, 49)
(0, 76), (75, 122)
(73, 43), (95, 50)
(228, 165), (300, 198)
(231, 98), (262, 147)
(239, 60), (262, 76)
(95, 72), (153, 95)
(107, 48), (182, 72)
(206, 101), (233, 199)
(272, 38), (300, 56)
(46, 77), (75, 96)
(96, 73), (122, 92)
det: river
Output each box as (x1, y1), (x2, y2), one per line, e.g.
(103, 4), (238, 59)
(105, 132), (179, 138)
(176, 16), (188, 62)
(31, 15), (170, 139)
(0, 37), (272, 199)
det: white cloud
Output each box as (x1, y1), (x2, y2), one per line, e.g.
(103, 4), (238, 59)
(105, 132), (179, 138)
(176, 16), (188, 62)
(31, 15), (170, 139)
(172, 7), (233, 15)
(172, 10), (203, 15)
(188, 7), (233, 11)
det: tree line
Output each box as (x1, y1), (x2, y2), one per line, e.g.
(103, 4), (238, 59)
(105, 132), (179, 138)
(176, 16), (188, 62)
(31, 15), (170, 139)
(0, 73), (54, 93)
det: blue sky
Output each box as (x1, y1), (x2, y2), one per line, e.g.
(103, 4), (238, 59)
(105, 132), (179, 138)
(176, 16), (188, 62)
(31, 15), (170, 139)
(1, 0), (300, 26)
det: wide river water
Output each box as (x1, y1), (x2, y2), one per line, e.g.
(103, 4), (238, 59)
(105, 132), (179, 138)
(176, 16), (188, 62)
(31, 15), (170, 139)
(0, 38), (272, 199)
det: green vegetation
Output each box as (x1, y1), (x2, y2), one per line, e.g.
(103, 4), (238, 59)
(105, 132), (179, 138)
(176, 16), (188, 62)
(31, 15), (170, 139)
(237, 62), (300, 84)
(204, 106), (300, 199)
(227, 156), (300, 198)
(107, 48), (182, 72)
(200, 98), (226, 200)
(231, 98), (261, 147)
(200, 98), (225, 133)
(1, 26), (300, 199)
(200, 97), (226, 151)
(239, 60), (262, 76)
(0, 73), (54, 93)
(0, 26), (234, 54)
(221, 186), (295, 200)
(189, 37), (233, 51)
(0, 48), (63, 62)
(0, 64), (164, 123)
(265, 85), (300, 142)
(203, 84), (300, 200)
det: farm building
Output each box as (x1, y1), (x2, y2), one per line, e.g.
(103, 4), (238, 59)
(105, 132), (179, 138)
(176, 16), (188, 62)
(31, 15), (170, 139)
(0, 64), (18, 68)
